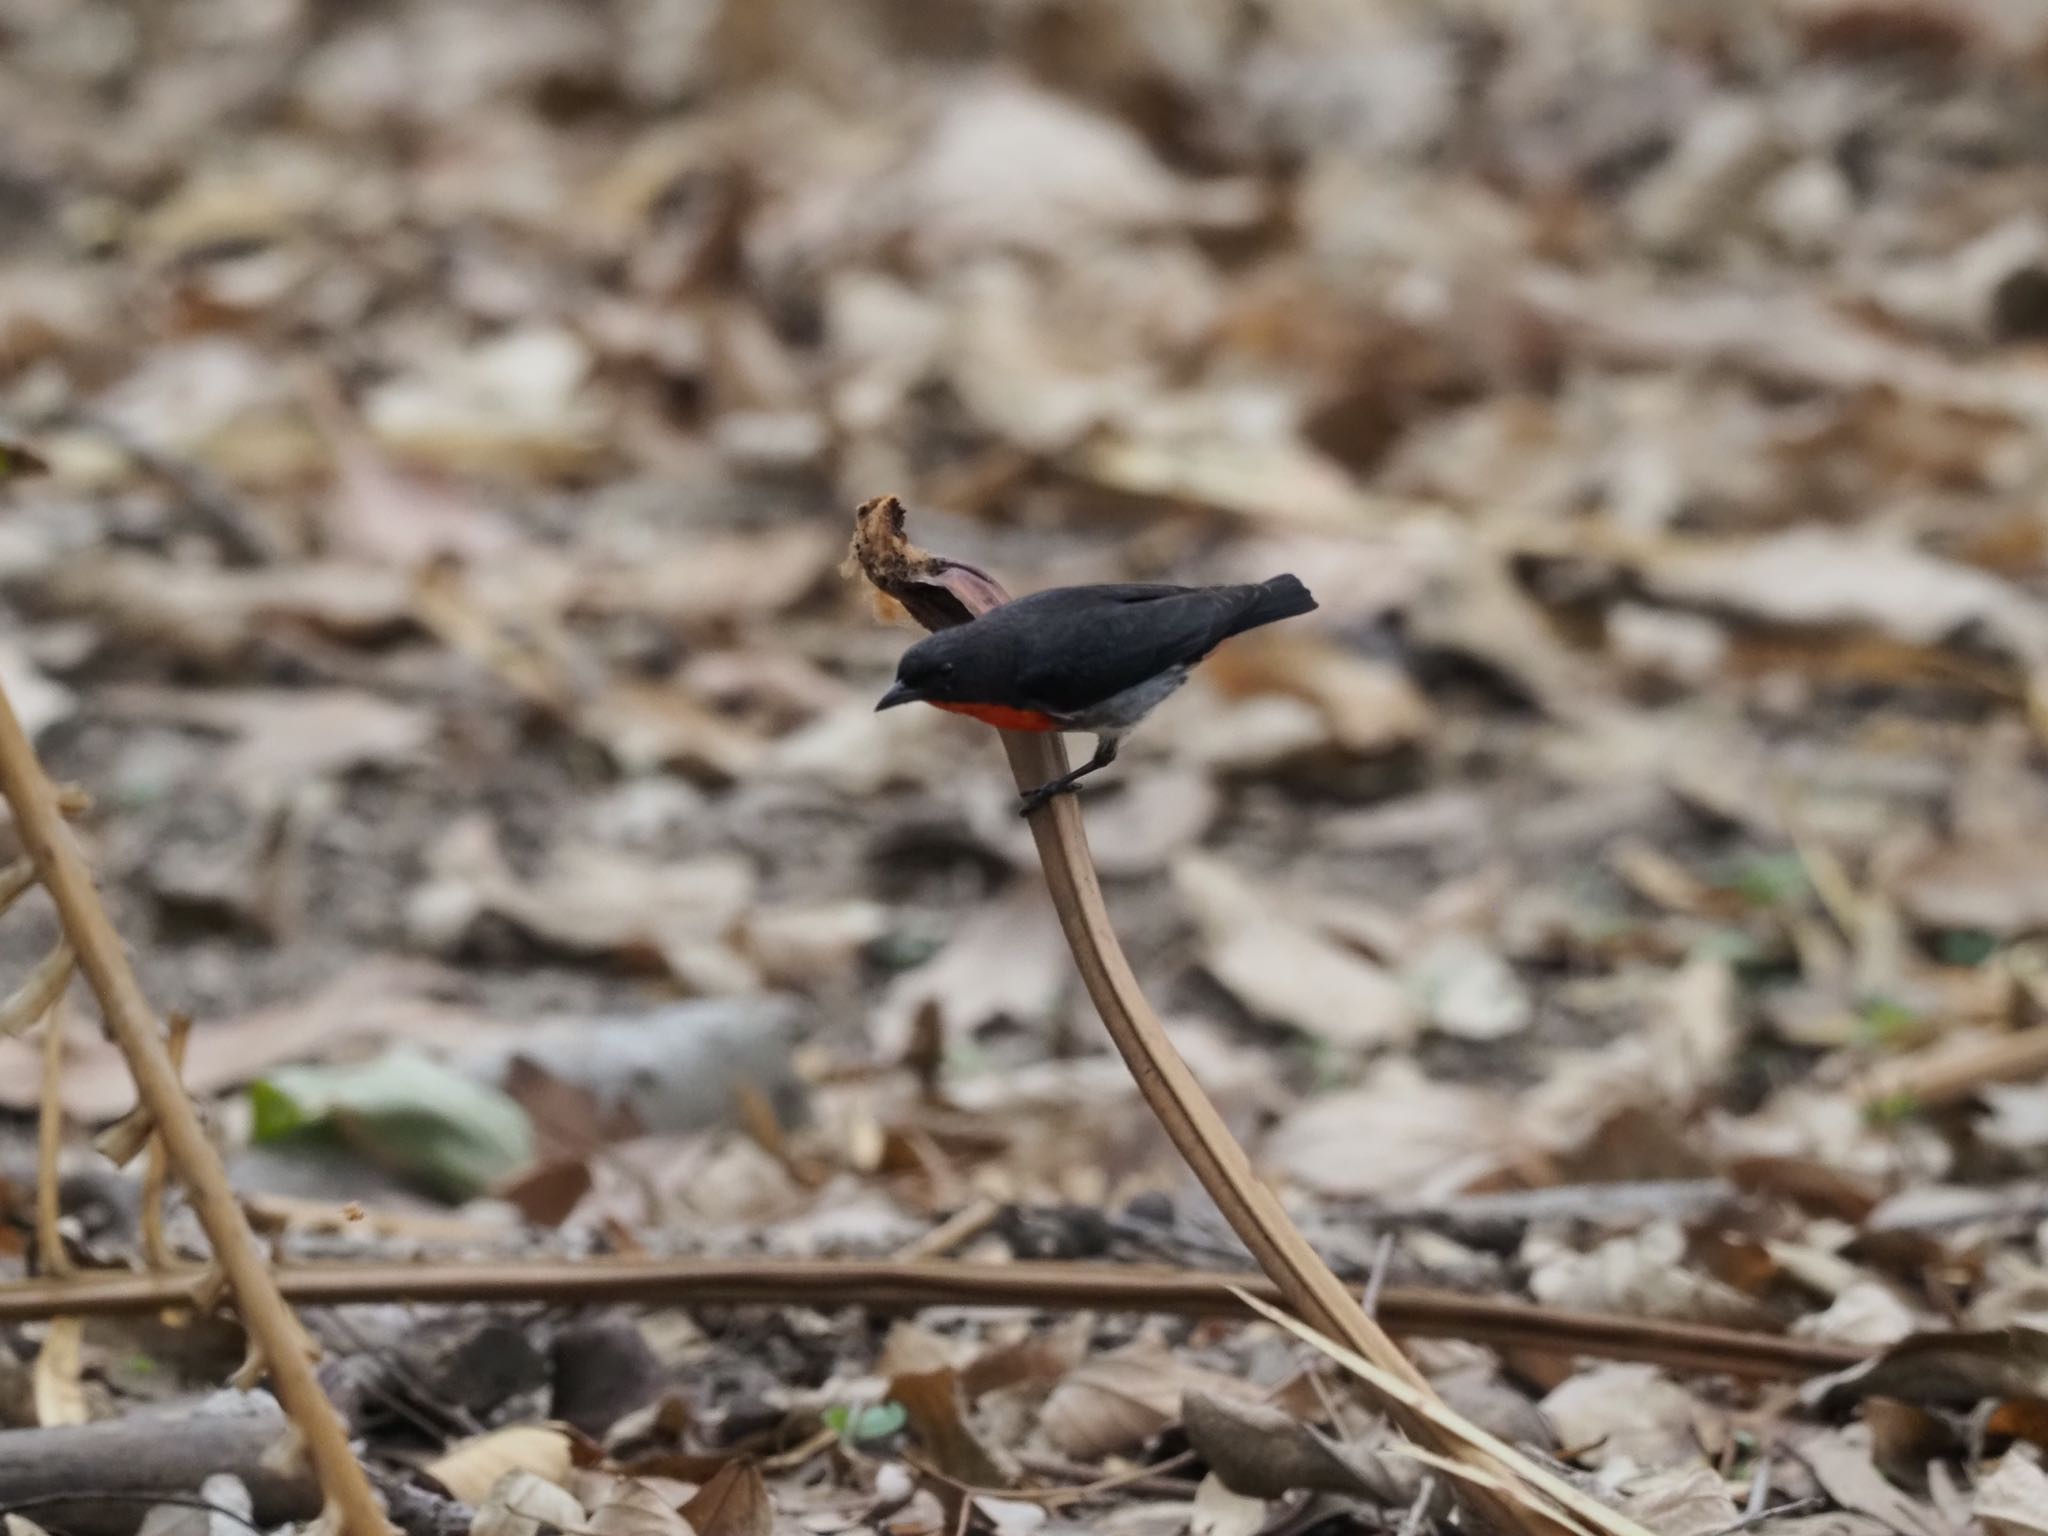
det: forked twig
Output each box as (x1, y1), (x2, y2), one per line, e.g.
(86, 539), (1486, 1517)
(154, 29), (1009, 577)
(0, 679), (393, 1536)
(849, 496), (1639, 1536)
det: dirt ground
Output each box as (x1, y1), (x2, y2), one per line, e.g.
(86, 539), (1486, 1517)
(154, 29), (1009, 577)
(8, 2), (2048, 1534)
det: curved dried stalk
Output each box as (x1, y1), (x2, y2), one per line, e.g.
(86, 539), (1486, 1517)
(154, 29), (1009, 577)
(851, 496), (1634, 1536)
(0, 680), (393, 1536)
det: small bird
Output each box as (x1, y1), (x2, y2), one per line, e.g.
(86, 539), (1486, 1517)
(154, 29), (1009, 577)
(875, 575), (1318, 813)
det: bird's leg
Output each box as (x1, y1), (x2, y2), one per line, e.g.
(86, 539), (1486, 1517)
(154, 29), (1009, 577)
(1019, 737), (1119, 816)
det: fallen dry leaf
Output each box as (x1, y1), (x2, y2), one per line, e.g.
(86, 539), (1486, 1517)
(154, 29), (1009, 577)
(1789, 1425), (1946, 1536)
(1539, 1365), (1721, 1474)
(1181, 1390), (1408, 1503)
(32, 1319), (88, 1427)
(99, 685), (434, 807)
(410, 816), (759, 992)
(1187, 1475), (1265, 1536)
(426, 1424), (574, 1505)
(872, 882), (1069, 1055)
(1036, 1345), (1251, 1463)
(471, 1470), (587, 1536)
(888, 1368), (1014, 1488)
(1175, 854), (1416, 1049)
(586, 1477), (693, 1536)
(1805, 1324), (2048, 1414)
(1528, 1223), (1779, 1332)
(1978, 1453), (2048, 1536)
(1265, 1059), (1516, 1200)
(678, 1458), (772, 1536)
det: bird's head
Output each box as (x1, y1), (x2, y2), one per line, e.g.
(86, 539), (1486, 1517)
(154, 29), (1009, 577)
(875, 631), (969, 710)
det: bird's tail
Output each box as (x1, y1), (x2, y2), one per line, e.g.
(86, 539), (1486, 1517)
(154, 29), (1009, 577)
(1229, 573), (1318, 634)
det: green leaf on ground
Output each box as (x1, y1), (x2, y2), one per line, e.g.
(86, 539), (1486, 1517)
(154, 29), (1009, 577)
(250, 1048), (534, 1201)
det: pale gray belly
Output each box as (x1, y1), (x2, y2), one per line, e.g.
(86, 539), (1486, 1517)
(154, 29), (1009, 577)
(1057, 666), (1190, 734)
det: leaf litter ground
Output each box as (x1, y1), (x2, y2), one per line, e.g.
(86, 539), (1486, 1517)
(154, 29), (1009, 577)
(7, 3), (2048, 1534)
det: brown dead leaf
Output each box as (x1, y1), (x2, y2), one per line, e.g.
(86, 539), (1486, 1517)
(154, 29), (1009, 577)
(678, 1458), (771, 1536)
(1175, 854), (1416, 1049)
(1037, 1345), (1251, 1463)
(0, 433), (50, 479)
(32, 1319), (88, 1427)
(1181, 1390), (1408, 1504)
(427, 1425), (574, 1505)
(888, 1368), (1013, 1488)
(1806, 1325), (2048, 1413)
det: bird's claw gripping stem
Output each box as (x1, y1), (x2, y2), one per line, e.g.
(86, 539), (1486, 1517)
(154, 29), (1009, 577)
(1017, 737), (1119, 816)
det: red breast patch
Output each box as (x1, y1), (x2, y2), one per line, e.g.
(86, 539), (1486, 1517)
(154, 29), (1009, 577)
(933, 701), (1062, 732)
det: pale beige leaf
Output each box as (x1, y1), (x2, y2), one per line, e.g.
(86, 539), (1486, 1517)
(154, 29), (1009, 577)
(1189, 1475), (1266, 1536)
(1266, 1060), (1515, 1200)
(872, 883), (1069, 1055)
(1978, 1453), (2048, 1536)
(32, 1318), (88, 1427)
(425, 1425), (573, 1505)
(1538, 1366), (1721, 1474)
(587, 1476), (694, 1536)
(1175, 854), (1415, 1048)
(473, 1470), (587, 1536)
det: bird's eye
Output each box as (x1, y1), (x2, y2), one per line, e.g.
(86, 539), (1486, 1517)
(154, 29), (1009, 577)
(940, 661), (955, 674)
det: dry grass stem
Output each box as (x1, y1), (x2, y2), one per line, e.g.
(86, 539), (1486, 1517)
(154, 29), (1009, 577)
(0, 676), (393, 1536)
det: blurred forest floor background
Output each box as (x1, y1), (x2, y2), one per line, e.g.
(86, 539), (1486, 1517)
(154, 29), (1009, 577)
(8, 1), (2048, 1532)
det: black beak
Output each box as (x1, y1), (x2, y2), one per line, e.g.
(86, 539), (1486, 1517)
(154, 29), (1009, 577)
(875, 680), (921, 712)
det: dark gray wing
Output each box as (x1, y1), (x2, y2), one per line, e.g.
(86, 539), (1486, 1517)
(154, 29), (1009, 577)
(1001, 584), (1268, 714)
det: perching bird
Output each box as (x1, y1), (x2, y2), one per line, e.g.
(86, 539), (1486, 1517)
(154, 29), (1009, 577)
(875, 575), (1318, 813)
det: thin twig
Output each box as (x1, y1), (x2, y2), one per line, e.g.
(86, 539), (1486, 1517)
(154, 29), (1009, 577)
(1703, 1496), (1825, 1536)
(0, 1489), (271, 1536)
(141, 1012), (192, 1272)
(1398, 1474), (1439, 1536)
(1362, 1233), (1395, 1320)
(0, 1256), (1862, 1379)
(894, 1200), (1002, 1262)
(36, 997), (73, 1277)
(851, 494), (1641, 1536)
(0, 678), (391, 1536)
